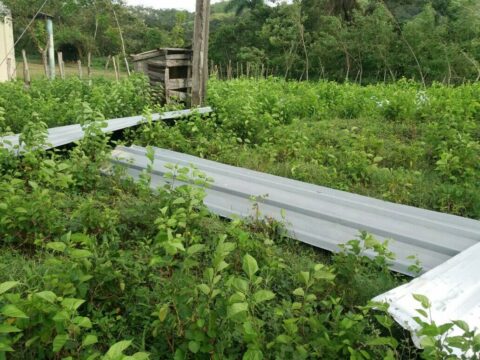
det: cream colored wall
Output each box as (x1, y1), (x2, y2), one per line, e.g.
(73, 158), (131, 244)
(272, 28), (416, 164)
(0, 14), (16, 82)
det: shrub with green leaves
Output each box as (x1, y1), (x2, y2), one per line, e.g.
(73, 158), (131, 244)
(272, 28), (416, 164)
(0, 74), (152, 134)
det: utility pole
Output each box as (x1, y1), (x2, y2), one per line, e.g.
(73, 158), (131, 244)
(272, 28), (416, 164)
(191, 0), (210, 106)
(46, 16), (55, 80)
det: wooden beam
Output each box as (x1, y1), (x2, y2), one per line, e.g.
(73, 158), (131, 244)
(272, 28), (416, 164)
(191, 0), (211, 107)
(165, 54), (191, 60)
(168, 78), (192, 89)
(164, 67), (170, 103)
(148, 59), (191, 68)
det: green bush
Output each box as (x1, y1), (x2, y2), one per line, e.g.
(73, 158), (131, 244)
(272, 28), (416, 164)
(0, 74), (152, 134)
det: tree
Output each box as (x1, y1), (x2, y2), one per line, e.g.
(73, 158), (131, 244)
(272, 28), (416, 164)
(225, 0), (265, 16)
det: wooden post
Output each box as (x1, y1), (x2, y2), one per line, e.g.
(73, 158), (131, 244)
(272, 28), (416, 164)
(236, 62), (239, 78)
(105, 55), (111, 70)
(246, 62), (250, 77)
(42, 50), (49, 78)
(57, 52), (65, 79)
(112, 56), (119, 82)
(191, 0), (211, 106)
(187, 64), (192, 101)
(22, 50), (31, 87)
(164, 67), (170, 103)
(116, 55), (121, 72)
(87, 52), (92, 79)
(77, 60), (83, 79)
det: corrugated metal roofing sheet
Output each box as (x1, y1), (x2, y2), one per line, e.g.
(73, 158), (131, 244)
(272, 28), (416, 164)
(373, 241), (480, 353)
(0, 107), (212, 151)
(111, 145), (480, 275)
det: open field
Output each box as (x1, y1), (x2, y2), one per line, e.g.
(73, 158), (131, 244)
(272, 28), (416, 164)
(12, 59), (128, 81)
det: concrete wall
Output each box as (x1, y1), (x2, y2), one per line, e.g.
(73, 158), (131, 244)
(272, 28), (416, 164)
(0, 13), (15, 82)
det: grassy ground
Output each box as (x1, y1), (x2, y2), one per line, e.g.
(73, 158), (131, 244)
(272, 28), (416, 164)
(13, 59), (128, 81)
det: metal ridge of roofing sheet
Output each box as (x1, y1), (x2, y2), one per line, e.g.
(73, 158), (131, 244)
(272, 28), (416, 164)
(0, 107), (212, 151)
(373, 241), (480, 354)
(111, 145), (480, 275)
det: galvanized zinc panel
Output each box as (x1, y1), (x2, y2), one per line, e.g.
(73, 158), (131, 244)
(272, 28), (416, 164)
(111, 145), (480, 275)
(373, 241), (480, 354)
(0, 107), (212, 151)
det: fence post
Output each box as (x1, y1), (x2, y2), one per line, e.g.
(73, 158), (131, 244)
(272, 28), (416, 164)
(105, 55), (111, 70)
(112, 56), (119, 82)
(87, 52), (92, 80)
(77, 60), (83, 79)
(57, 52), (65, 79)
(22, 50), (31, 87)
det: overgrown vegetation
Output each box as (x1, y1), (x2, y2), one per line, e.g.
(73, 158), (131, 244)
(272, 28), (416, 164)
(0, 101), (411, 358)
(131, 78), (480, 219)
(1, 106), (478, 359)
(0, 75), (151, 133)
(0, 73), (479, 358)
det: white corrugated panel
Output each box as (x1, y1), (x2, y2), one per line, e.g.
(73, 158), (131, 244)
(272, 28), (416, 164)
(373, 242), (480, 352)
(0, 107), (212, 151)
(110, 145), (480, 275)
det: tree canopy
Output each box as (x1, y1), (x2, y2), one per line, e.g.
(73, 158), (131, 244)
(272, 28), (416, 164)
(5, 0), (480, 83)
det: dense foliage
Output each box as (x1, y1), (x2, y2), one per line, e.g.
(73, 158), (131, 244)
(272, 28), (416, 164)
(132, 78), (480, 219)
(5, 0), (480, 83)
(1, 76), (479, 358)
(0, 104), (412, 359)
(0, 75), (151, 133)
(2, 109), (479, 359)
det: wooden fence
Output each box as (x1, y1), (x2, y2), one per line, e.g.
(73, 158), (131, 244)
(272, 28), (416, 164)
(18, 50), (127, 87)
(208, 60), (277, 80)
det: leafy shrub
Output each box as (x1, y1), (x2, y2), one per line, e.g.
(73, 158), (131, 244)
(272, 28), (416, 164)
(0, 74), (152, 133)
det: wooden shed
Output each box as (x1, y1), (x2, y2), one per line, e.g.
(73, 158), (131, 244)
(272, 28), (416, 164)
(132, 48), (192, 104)
(0, 2), (15, 82)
